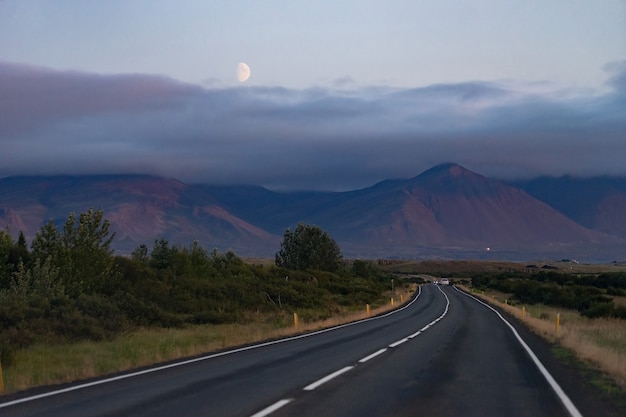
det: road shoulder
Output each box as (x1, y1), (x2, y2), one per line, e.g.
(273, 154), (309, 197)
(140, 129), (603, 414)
(456, 287), (626, 417)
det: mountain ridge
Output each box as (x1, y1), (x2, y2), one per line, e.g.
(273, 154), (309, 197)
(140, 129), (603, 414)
(1, 164), (624, 261)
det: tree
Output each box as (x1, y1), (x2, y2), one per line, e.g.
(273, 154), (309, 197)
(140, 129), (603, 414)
(7, 231), (30, 265)
(10, 257), (63, 298)
(31, 220), (62, 262)
(30, 209), (116, 295)
(0, 229), (32, 289)
(65, 209), (117, 294)
(0, 227), (14, 289)
(131, 244), (149, 263)
(150, 238), (172, 270)
(275, 223), (342, 272)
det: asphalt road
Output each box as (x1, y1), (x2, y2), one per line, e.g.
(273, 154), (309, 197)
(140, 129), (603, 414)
(1, 284), (586, 417)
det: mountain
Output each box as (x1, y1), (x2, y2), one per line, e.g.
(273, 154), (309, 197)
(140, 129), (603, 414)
(0, 175), (279, 256)
(259, 163), (616, 259)
(0, 164), (623, 261)
(511, 176), (626, 239)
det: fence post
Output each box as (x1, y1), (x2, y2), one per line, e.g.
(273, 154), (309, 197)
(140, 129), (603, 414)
(555, 313), (560, 335)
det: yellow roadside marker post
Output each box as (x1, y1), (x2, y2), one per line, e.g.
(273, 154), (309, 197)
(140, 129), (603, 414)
(294, 312), (299, 328)
(555, 313), (560, 335)
(366, 304), (370, 317)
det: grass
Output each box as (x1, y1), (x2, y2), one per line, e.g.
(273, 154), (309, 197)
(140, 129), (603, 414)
(381, 259), (626, 275)
(1, 286), (416, 394)
(465, 286), (626, 392)
(551, 345), (625, 401)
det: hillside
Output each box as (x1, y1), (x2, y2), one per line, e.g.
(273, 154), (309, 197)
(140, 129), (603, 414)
(512, 176), (626, 239)
(0, 165), (624, 261)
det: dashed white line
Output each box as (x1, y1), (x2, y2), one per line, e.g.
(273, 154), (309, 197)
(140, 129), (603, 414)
(359, 348), (388, 363)
(389, 338), (409, 348)
(250, 399), (294, 417)
(303, 366), (354, 391)
(249, 284), (451, 417)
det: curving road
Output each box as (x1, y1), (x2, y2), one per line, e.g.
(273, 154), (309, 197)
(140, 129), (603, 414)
(1, 284), (585, 417)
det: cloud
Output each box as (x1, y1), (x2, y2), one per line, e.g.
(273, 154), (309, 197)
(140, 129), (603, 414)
(0, 61), (198, 137)
(605, 61), (626, 92)
(1, 60), (625, 190)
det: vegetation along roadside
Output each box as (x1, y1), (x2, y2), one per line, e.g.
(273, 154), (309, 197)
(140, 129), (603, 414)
(0, 210), (411, 394)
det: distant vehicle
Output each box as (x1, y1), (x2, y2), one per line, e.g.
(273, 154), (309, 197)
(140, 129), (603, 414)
(440, 278), (450, 286)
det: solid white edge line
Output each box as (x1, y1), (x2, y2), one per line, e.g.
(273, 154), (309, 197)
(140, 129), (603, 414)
(250, 398), (294, 417)
(389, 338), (409, 348)
(453, 286), (584, 417)
(359, 348), (388, 363)
(303, 366), (354, 391)
(1, 286), (425, 409)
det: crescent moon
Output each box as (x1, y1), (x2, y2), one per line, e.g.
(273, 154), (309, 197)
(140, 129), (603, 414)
(237, 62), (251, 82)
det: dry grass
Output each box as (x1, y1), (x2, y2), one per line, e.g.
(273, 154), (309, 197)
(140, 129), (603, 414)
(382, 259), (626, 275)
(613, 295), (626, 307)
(1, 286), (416, 394)
(463, 286), (626, 390)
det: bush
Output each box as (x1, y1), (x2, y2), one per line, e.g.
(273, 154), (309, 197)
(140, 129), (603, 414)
(472, 271), (624, 320)
(581, 302), (615, 319)
(1, 211), (395, 357)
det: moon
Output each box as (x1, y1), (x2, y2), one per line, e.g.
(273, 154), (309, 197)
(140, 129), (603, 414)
(237, 62), (251, 82)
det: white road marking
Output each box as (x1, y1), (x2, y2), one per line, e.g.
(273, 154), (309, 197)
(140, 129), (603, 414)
(389, 338), (409, 348)
(0, 286), (424, 409)
(249, 284), (448, 416)
(359, 348), (388, 363)
(454, 287), (584, 417)
(303, 366), (354, 391)
(250, 398), (294, 417)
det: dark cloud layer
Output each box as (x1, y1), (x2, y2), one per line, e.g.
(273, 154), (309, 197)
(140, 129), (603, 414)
(1, 60), (625, 190)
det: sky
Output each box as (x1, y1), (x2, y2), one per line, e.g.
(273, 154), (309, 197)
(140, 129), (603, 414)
(1, 0), (625, 191)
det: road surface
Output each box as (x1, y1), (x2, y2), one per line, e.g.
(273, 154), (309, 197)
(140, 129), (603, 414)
(1, 284), (588, 417)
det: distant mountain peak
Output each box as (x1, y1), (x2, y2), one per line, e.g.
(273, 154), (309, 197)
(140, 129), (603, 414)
(412, 163), (488, 187)
(433, 162), (462, 170)
(419, 162), (474, 178)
